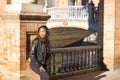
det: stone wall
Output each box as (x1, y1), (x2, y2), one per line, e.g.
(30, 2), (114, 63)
(0, 12), (21, 80)
(0, 1), (50, 79)
(103, 0), (115, 71)
(0, 0), (6, 15)
(0, 0), (9, 80)
(103, 0), (120, 71)
(114, 0), (120, 70)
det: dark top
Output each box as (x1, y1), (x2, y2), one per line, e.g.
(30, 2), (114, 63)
(30, 38), (51, 68)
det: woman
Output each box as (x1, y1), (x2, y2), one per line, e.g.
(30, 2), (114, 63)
(30, 26), (51, 80)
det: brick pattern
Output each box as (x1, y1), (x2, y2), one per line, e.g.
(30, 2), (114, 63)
(103, 0), (115, 71)
(0, 5), (49, 80)
(102, 0), (120, 70)
(0, 0), (6, 15)
(0, 15), (21, 80)
(114, 0), (120, 70)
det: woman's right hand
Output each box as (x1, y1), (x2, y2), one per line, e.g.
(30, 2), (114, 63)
(39, 66), (46, 72)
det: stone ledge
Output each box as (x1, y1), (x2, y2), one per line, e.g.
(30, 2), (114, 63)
(20, 14), (50, 21)
(1, 12), (50, 22)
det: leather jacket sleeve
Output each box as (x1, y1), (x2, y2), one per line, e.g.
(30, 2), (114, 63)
(30, 40), (41, 68)
(46, 41), (51, 62)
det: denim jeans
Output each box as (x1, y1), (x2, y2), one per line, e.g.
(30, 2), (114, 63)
(30, 61), (50, 80)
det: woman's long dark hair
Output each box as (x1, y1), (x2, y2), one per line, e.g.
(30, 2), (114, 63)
(33, 25), (50, 47)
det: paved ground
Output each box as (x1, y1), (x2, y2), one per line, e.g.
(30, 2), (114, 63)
(59, 70), (120, 80)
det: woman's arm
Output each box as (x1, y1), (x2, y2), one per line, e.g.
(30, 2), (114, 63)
(46, 41), (51, 62)
(30, 40), (41, 68)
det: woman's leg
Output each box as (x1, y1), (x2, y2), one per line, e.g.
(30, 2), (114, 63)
(39, 71), (50, 80)
(30, 61), (50, 80)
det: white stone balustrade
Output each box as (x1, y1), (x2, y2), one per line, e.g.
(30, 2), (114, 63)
(48, 6), (89, 20)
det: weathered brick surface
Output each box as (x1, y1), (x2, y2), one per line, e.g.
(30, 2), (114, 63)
(0, 0), (6, 15)
(103, 0), (115, 71)
(0, 2), (49, 80)
(102, 0), (120, 71)
(114, 0), (120, 70)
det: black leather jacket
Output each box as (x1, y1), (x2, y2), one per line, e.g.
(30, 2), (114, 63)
(30, 38), (50, 68)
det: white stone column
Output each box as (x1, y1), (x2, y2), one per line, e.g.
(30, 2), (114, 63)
(11, 0), (35, 4)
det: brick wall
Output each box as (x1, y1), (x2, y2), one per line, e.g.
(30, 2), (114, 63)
(103, 0), (120, 70)
(1, 13), (21, 80)
(103, 0), (115, 71)
(0, 0), (6, 15)
(0, 0), (9, 80)
(0, 6), (50, 80)
(114, 0), (120, 70)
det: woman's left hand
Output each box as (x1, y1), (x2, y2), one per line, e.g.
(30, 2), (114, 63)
(39, 66), (46, 72)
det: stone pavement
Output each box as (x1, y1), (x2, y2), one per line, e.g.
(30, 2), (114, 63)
(59, 70), (120, 80)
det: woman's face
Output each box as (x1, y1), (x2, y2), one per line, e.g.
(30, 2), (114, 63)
(39, 28), (47, 39)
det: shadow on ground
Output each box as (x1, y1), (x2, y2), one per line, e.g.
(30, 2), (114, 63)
(59, 71), (107, 80)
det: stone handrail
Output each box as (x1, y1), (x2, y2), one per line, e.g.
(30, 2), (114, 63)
(48, 46), (101, 76)
(48, 6), (89, 20)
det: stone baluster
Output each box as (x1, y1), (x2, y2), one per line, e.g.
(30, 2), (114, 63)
(81, 50), (84, 69)
(65, 51), (70, 72)
(72, 50), (75, 70)
(79, 50), (82, 69)
(94, 49), (96, 67)
(69, 51), (73, 71)
(77, 50), (80, 69)
(60, 52), (65, 73)
(76, 50), (79, 70)
(88, 50), (91, 68)
(90, 50), (93, 68)
(75, 50), (78, 70)
(52, 54), (56, 75)
(92, 49), (95, 68)
(86, 50), (89, 69)
(84, 50), (87, 69)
